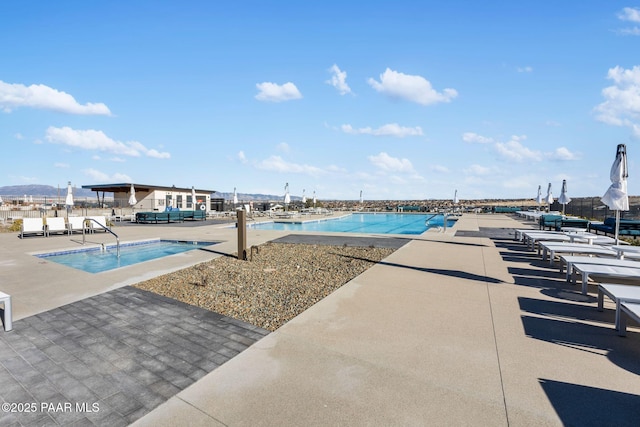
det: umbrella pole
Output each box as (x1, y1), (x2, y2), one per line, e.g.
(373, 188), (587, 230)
(615, 210), (621, 244)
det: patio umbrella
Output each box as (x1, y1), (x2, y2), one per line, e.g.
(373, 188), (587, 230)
(283, 183), (290, 210)
(0, 195), (3, 205)
(360, 190), (363, 204)
(453, 189), (459, 204)
(302, 189), (307, 205)
(233, 187), (238, 208)
(601, 144), (629, 243)
(192, 186), (197, 210)
(557, 179), (571, 215)
(128, 184), (137, 207)
(536, 185), (543, 210)
(545, 183), (554, 212)
(65, 182), (74, 217)
(313, 190), (316, 208)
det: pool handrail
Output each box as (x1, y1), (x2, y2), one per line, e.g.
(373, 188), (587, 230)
(82, 218), (120, 258)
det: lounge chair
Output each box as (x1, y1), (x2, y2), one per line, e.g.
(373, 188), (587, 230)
(538, 242), (616, 265)
(86, 216), (109, 233)
(597, 283), (640, 334)
(45, 217), (68, 236)
(67, 216), (87, 234)
(562, 255), (640, 281)
(570, 263), (640, 294)
(619, 301), (640, 336)
(20, 218), (45, 238)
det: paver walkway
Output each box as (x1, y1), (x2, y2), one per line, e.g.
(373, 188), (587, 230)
(0, 287), (268, 426)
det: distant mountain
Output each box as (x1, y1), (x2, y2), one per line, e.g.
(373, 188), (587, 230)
(0, 184), (95, 197)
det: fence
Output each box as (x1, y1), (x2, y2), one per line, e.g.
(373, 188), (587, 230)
(549, 197), (640, 221)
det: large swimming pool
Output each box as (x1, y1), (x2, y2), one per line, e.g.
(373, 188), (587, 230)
(36, 239), (217, 273)
(249, 213), (456, 235)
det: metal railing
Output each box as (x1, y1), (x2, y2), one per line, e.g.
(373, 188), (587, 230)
(82, 219), (120, 258)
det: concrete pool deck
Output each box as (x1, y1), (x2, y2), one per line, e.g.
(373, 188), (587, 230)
(1, 213), (640, 425)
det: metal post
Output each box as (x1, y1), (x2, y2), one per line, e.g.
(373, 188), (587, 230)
(237, 210), (247, 260)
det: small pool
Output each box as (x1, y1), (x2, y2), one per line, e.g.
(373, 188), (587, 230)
(249, 213), (457, 235)
(36, 239), (217, 273)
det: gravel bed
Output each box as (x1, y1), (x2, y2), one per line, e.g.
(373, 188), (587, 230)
(134, 242), (395, 331)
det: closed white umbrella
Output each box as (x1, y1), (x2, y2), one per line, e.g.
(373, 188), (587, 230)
(545, 183), (554, 212)
(233, 187), (238, 208)
(453, 189), (459, 204)
(536, 185), (543, 210)
(360, 190), (364, 204)
(128, 184), (137, 206)
(557, 179), (571, 215)
(302, 189), (307, 205)
(283, 183), (290, 209)
(65, 182), (73, 207)
(0, 195), (3, 205)
(313, 190), (316, 208)
(191, 186), (197, 210)
(602, 144), (629, 243)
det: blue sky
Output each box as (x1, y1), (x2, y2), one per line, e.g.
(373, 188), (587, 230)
(1, 1), (639, 201)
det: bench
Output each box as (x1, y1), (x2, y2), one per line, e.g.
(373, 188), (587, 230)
(0, 291), (12, 331)
(589, 217), (640, 238)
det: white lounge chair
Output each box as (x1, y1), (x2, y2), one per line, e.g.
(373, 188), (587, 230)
(67, 216), (87, 234)
(86, 216), (109, 233)
(597, 283), (640, 333)
(571, 263), (640, 294)
(20, 218), (45, 238)
(45, 217), (68, 236)
(563, 256), (640, 281)
(619, 301), (640, 336)
(538, 242), (616, 265)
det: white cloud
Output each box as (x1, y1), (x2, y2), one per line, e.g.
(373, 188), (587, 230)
(430, 164), (450, 173)
(341, 123), (424, 137)
(368, 152), (414, 172)
(237, 151), (247, 163)
(495, 135), (544, 162)
(54, 162), (69, 168)
(45, 126), (171, 159)
(619, 27), (640, 35)
(256, 155), (324, 176)
(276, 142), (290, 152)
(83, 168), (132, 183)
(326, 64), (352, 95)
(255, 82), (302, 102)
(0, 81), (111, 115)
(594, 66), (640, 137)
(110, 157), (126, 163)
(618, 7), (640, 22)
(549, 147), (578, 160)
(367, 68), (457, 105)
(517, 66), (533, 73)
(462, 132), (493, 144)
(14, 133), (24, 140)
(464, 164), (492, 176)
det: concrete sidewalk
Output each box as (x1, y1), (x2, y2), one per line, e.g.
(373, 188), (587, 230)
(131, 214), (640, 426)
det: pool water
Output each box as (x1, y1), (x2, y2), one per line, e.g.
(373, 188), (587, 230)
(250, 213), (456, 235)
(37, 239), (217, 273)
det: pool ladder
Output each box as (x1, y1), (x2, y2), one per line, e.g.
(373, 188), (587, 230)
(82, 219), (120, 258)
(425, 213), (449, 232)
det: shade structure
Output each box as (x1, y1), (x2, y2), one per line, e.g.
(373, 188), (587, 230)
(601, 144), (629, 243)
(128, 184), (137, 206)
(283, 183), (291, 205)
(302, 189), (306, 204)
(557, 179), (571, 215)
(233, 187), (238, 207)
(313, 190), (316, 207)
(360, 190), (363, 204)
(65, 182), (74, 208)
(453, 189), (459, 204)
(192, 186), (197, 209)
(545, 183), (554, 211)
(536, 185), (543, 208)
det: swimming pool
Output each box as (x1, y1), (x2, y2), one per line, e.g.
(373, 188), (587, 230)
(36, 239), (217, 273)
(249, 213), (457, 235)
